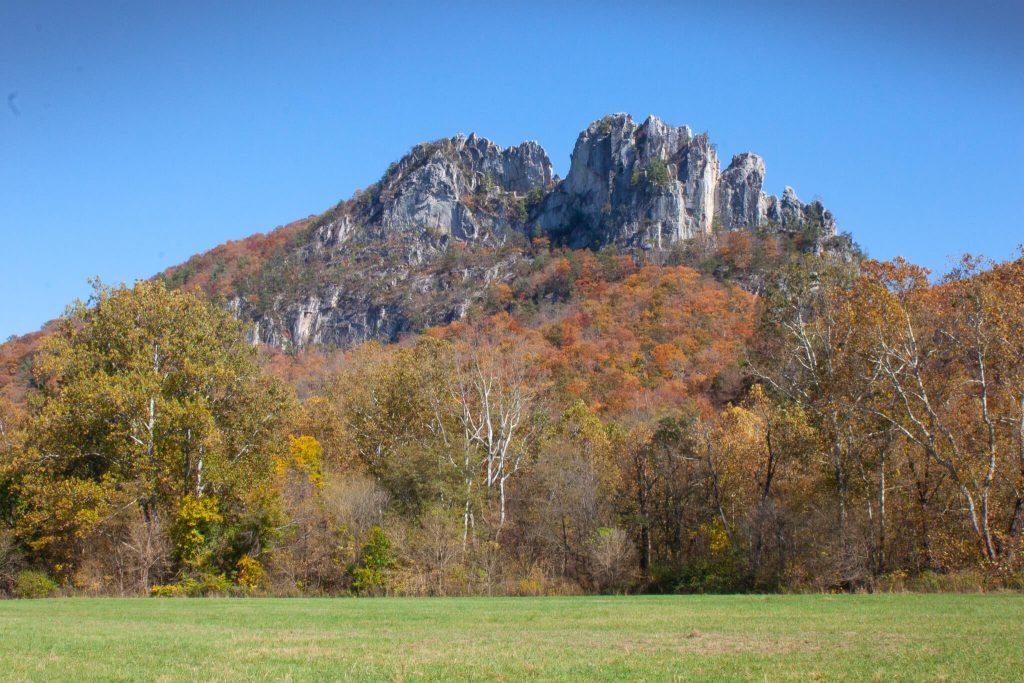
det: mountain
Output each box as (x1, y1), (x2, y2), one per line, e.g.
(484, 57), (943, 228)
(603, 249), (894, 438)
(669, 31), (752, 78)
(539, 113), (836, 248)
(310, 112), (837, 251)
(0, 113), (853, 392)
(156, 113), (850, 352)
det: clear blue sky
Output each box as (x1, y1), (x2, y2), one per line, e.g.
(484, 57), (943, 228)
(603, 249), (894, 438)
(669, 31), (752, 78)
(2, 1), (1022, 339)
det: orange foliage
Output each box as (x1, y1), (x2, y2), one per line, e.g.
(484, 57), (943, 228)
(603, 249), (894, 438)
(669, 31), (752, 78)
(427, 264), (754, 419)
(159, 217), (313, 299)
(0, 328), (49, 403)
(538, 265), (754, 415)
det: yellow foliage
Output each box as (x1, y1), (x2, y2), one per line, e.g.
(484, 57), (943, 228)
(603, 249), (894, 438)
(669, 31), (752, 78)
(173, 495), (222, 567)
(235, 556), (266, 590)
(275, 435), (324, 487)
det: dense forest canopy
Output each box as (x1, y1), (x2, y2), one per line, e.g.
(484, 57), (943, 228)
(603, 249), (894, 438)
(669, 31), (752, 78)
(2, 237), (1024, 597)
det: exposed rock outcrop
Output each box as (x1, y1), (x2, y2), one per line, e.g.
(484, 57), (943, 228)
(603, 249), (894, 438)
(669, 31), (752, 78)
(533, 114), (837, 249)
(716, 153), (768, 230)
(218, 114), (847, 349)
(536, 114), (719, 249)
(314, 133), (553, 250)
(766, 186), (837, 236)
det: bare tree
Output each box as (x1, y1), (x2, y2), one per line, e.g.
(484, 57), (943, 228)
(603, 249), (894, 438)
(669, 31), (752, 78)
(450, 337), (538, 543)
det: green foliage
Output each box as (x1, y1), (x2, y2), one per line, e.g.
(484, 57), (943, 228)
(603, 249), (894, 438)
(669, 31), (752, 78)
(13, 570), (57, 598)
(525, 186), (545, 211)
(512, 198), (528, 223)
(337, 338), (462, 514)
(198, 572), (232, 595)
(351, 526), (394, 595)
(646, 159), (671, 188)
(18, 279), (292, 574)
(630, 159), (672, 189)
(161, 260), (198, 290)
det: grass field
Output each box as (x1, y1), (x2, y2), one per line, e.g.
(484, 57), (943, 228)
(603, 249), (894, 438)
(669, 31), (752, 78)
(0, 594), (1021, 681)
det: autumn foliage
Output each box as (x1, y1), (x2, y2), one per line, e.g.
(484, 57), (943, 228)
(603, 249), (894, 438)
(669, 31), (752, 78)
(2, 245), (1024, 596)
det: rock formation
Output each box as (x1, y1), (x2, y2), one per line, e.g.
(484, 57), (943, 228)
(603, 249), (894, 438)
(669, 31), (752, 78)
(533, 113), (835, 249)
(218, 113), (845, 348)
(536, 114), (719, 248)
(716, 152), (767, 231)
(314, 133), (553, 251)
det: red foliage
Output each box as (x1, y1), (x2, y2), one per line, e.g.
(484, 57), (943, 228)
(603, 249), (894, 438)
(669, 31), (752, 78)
(159, 218), (313, 299)
(0, 328), (48, 403)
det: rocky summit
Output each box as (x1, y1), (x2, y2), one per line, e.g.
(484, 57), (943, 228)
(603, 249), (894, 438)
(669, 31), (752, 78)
(163, 113), (847, 350)
(314, 113), (835, 252)
(538, 113), (835, 248)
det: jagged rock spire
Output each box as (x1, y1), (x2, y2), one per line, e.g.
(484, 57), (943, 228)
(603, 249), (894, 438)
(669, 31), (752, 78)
(315, 113), (837, 253)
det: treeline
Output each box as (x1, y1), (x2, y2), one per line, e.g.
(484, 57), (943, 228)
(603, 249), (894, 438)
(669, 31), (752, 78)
(1, 248), (1023, 597)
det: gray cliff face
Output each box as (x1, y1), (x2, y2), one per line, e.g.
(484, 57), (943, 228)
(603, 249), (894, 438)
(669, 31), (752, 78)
(537, 114), (719, 248)
(232, 114), (844, 349)
(313, 114), (835, 255)
(535, 113), (835, 249)
(315, 133), (553, 248)
(716, 153), (767, 230)
(236, 232), (522, 349)
(765, 186), (836, 236)
(248, 290), (408, 349)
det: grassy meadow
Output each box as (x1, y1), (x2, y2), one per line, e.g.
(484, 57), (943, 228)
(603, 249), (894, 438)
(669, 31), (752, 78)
(0, 594), (1021, 681)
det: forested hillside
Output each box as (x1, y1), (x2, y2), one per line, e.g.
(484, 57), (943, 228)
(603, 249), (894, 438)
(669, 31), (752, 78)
(1, 115), (1021, 596)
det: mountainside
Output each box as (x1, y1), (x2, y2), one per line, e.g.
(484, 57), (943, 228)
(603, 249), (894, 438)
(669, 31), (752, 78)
(10, 115), (1024, 600)
(0, 114), (853, 399)
(158, 113), (851, 351)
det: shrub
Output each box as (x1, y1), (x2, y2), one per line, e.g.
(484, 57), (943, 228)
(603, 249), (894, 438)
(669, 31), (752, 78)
(149, 573), (232, 597)
(585, 527), (635, 593)
(172, 495), (223, 569)
(236, 556), (266, 591)
(877, 569), (909, 592)
(1004, 571), (1024, 591)
(0, 530), (25, 594)
(512, 198), (528, 223)
(525, 187), (545, 211)
(14, 570), (57, 599)
(150, 583), (184, 597)
(351, 527), (394, 596)
(516, 566), (546, 596)
(674, 559), (746, 594)
(909, 569), (989, 593)
(199, 572), (232, 595)
(646, 159), (671, 188)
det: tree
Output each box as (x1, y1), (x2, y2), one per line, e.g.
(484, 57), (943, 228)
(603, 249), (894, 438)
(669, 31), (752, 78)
(450, 323), (541, 540)
(333, 337), (460, 515)
(17, 279), (293, 578)
(855, 257), (1024, 565)
(519, 400), (619, 585)
(351, 526), (394, 595)
(752, 254), (885, 584)
(0, 396), (27, 528)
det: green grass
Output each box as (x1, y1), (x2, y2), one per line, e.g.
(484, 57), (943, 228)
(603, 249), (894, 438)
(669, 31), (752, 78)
(0, 594), (1021, 681)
